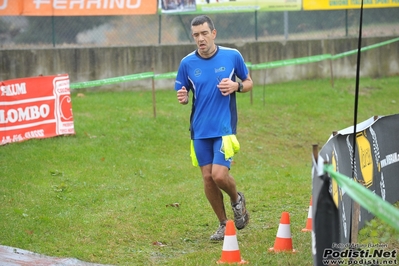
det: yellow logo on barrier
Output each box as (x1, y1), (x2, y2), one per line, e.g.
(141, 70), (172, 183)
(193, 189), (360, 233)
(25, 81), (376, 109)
(356, 131), (373, 188)
(332, 151), (339, 207)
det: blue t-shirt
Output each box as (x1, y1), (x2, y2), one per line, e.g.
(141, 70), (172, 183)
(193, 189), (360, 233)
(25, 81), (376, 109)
(175, 46), (249, 140)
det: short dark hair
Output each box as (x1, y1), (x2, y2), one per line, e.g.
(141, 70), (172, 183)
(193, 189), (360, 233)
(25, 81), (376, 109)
(191, 15), (215, 31)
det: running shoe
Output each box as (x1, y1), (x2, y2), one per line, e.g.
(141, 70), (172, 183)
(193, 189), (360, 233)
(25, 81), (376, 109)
(232, 191), (249, 230)
(210, 223), (226, 241)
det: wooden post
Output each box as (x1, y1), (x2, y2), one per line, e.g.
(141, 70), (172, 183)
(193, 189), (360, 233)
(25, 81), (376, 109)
(351, 202), (360, 244)
(330, 59), (334, 88)
(263, 69), (267, 107)
(312, 144), (319, 163)
(249, 68), (253, 105)
(152, 68), (156, 119)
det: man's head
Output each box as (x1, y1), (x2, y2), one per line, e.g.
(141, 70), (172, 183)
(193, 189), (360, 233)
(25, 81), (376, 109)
(191, 15), (215, 31)
(191, 15), (217, 58)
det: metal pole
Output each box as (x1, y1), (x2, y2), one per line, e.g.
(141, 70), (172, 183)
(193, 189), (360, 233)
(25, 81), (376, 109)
(178, 15), (192, 43)
(284, 11), (289, 40)
(350, 0), (364, 245)
(345, 10), (348, 37)
(255, 10), (258, 41)
(52, 16), (55, 47)
(158, 14), (162, 45)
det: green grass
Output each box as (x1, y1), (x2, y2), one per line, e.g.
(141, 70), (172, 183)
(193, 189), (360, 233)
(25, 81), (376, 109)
(1, 76), (399, 265)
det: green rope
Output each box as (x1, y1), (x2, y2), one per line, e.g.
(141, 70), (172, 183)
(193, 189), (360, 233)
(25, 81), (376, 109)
(324, 164), (399, 232)
(69, 37), (399, 89)
(70, 72), (154, 89)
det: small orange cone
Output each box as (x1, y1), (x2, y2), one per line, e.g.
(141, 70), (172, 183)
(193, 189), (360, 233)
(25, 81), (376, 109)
(269, 212), (297, 253)
(301, 197), (312, 232)
(217, 220), (248, 264)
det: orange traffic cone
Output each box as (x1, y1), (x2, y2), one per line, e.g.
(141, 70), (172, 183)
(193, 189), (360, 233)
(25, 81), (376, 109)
(217, 220), (248, 264)
(301, 197), (312, 232)
(269, 212), (297, 253)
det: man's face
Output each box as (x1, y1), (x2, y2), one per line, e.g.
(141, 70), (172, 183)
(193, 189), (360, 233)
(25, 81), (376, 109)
(191, 22), (216, 54)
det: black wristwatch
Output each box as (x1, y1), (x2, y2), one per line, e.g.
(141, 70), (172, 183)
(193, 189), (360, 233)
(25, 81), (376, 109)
(237, 82), (243, 92)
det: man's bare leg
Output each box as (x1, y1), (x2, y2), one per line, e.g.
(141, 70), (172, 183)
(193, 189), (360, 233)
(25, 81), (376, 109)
(201, 164), (228, 223)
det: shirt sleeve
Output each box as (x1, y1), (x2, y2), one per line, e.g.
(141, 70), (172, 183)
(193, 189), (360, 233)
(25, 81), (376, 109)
(175, 61), (188, 91)
(234, 51), (249, 81)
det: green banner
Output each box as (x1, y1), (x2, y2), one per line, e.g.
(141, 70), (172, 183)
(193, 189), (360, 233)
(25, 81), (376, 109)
(69, 37), (399, 89)
(324, 164), (399, 232)
(154, 72), (177, 80)
(250, 54), (332, 70)
(70, 72), (154, 89)
(332, 37), (399, 60)
(160, 0), (301, 14)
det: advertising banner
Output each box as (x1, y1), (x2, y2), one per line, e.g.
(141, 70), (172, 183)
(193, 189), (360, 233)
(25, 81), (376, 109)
(0, 0), (157, 16)
(303, 0), (399, 10)
(0, 74), (75, 145)
(160, 0), (301, 14)
(0, 0), (22, 15)
(312, 114), (399, 264)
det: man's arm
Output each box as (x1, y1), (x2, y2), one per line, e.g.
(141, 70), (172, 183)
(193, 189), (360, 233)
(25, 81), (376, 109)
(236, 74), (253, 93)
(217, 74), (253, 96)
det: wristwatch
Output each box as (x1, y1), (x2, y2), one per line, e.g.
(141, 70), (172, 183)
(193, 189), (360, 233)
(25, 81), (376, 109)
(237, 82), (243, 92)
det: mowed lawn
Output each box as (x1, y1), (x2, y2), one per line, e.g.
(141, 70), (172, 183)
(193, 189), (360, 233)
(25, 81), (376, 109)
(1, 76), (398, 265)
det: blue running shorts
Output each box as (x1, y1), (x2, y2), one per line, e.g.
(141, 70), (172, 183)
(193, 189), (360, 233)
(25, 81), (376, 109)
(193, 137), (232, 168)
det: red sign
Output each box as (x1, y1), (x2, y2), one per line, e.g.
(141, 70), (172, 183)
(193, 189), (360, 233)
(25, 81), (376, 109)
(0, 0), (157, 16)
(0, 74), (75, 145)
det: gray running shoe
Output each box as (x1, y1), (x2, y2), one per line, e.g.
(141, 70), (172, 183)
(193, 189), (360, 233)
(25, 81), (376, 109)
(232, 192), (249, 230)
(210, 223), (226, 241)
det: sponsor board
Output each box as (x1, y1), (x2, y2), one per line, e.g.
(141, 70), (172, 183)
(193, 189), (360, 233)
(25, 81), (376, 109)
(159, 0), (301, 14)
(0, 74), (75, 145)
(303, 0), (399, 10)
(0, 0), (22, 15)
(312, 114), (399, 265)
(0, 0), (156, 16)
